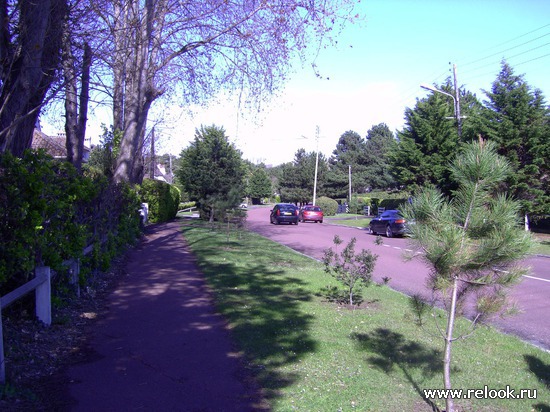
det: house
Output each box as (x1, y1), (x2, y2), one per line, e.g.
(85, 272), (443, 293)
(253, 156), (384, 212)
(31, 129), (91, 162)
(152, 163), (174, 184)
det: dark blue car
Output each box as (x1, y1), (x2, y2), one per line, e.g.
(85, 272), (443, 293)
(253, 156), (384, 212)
(368, 209), (408, 237)
(270, 203), (299, 225)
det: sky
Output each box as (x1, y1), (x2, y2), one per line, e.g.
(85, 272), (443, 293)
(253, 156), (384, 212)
(43, 0), (550, 167)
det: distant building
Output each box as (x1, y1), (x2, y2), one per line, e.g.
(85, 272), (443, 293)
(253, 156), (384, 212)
(153, 163), (174, 184)
(31, 129), (91, 162)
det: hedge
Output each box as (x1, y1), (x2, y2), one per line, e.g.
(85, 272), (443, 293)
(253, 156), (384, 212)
(0, 150), (142, 296)
(139, 178), (181, 223)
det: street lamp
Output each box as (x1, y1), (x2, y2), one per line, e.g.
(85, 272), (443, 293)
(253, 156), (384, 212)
(420, 81), (463, 138)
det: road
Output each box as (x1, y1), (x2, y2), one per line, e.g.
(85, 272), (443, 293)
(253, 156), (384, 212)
(245, 206), (550, 351)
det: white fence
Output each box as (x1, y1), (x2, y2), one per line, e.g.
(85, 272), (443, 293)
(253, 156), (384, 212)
(0, 266), (52, 383)
(0, 203), (148, 384)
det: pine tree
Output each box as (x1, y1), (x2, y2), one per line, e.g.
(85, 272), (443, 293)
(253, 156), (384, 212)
(177, 125), (245, 221)
(363, 123), (396, 190)
(403, 139), (534, 412)
(247, 168), (272, 204)
(482, 61), (550, 226)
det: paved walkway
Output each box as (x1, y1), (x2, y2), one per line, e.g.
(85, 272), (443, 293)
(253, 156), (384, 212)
(61, 220), (266, 411)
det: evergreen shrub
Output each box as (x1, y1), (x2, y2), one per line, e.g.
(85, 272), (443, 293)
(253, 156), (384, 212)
(316, 196), (338, 216)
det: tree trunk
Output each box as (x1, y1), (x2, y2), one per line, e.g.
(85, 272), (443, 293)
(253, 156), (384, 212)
(443, 275), (459, 412)
(0, 0), (67, 156)
(77, 43), (92, 161)
(63, 24), (78, 167)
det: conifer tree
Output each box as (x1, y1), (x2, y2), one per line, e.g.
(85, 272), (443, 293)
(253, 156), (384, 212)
(482, 61), (550, 227)
(404, 139), (534, 412)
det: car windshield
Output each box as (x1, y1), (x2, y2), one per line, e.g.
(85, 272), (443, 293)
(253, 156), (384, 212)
(304, 206), (321, 211)
(279, 205), (296, 212)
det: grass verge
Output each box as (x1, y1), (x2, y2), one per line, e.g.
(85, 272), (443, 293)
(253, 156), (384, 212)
(180, 220), (550, 412)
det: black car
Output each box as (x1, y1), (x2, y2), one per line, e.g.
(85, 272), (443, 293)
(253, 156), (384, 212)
(270, 203), (299, 225)
(368, 209), (408, 237)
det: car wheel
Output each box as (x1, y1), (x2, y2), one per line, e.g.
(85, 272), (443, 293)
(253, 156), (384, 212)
(367, 226), (374, 235)
(386, 225), (393, 238)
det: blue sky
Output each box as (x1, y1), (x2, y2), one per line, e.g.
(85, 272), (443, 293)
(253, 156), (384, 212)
(45, 1), (550, 166)
(187, 0), (550, 166)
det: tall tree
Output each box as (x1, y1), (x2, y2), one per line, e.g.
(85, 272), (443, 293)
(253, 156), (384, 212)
(247, 167), (272, 204)
(91, 0), (358, 183)
(0, 0), (68, 156)
(325, 130), (368, 198)
(390, 80), (484, 195)
(482, 61), (550, 226)
(279, 148), (327, 204)
(63, 12), (93, 172)
(404, 139), (534, 412)
(363, 123), (396, 190)
(176, 125), (244, 221)
(389, 82), (459, 195)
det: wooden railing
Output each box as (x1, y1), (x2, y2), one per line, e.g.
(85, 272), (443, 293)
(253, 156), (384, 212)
(0, 203), (149, 384)
(0, 267), (52, 383)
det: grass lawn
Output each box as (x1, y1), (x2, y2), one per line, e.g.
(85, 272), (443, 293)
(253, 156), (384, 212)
(534, 233), (550, 256)
(180, 220), (550, 412)
(326, 214), (371, 228)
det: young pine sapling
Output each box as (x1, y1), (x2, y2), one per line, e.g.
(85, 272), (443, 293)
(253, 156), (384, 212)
(323, 235), (378, 305)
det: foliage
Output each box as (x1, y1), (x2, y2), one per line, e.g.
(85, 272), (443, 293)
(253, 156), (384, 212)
(481, 61), (550, 220)
(363, 123), (397, 189)
(176, 125), (245, 221)
(390, 80), (485, 195)
(247, 167), (272, 204)
(0, 150), (142, 296)
(85, 125), (122, 179)
(0, 150), (89, 290)
(325, 130), (367, 198)
(278, 149), (328, 204)
(315, 196), (338, 216)
(84, 1), (358, 182)
(322, 235), (378, 305)
(402, 139), (535, 412)
(139, 179), (181, 223)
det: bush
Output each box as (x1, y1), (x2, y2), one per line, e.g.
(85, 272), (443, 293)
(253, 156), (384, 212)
(139, 178), (181, 223)
(0, 150), (142, 296)
(316, 196), (338, 216)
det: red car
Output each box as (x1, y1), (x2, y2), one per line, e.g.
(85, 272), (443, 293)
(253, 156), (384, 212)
(299, 205), (324, 223)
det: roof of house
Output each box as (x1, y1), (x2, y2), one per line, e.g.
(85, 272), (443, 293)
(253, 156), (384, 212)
(31, 129), (67, 158)
(31, 129), (91, 160)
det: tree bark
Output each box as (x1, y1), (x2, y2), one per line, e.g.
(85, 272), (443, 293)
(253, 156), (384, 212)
(443, 275), (459, 412)
(0, 0), (67, 156)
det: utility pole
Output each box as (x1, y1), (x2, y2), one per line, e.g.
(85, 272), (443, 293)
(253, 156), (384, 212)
(313, 125), (320, 206)
(452, 64), (462, 139)
(149, 127), (156, 179)
(348, 165), (352, 204)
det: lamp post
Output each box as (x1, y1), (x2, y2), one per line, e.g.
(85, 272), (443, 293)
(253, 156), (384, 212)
(420, 64), (463, 137)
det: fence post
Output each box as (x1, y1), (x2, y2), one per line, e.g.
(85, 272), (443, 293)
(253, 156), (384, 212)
(35, 267), (52, 326)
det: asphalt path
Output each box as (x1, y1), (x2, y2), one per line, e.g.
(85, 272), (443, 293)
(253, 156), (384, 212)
(245, 206), (550, 351)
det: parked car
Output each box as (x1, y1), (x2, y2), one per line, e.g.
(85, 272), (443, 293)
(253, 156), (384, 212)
(299, 205), (324, 223)
(270, 203), (299, 225)
(368, 209), (408, 237)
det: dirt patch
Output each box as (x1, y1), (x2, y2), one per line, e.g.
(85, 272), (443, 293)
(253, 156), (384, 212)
(0, 255), (128, 411)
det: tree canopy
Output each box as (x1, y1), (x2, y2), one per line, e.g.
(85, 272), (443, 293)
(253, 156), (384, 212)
(176, 125), (245, 221)
(481, 61), (550, 220)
